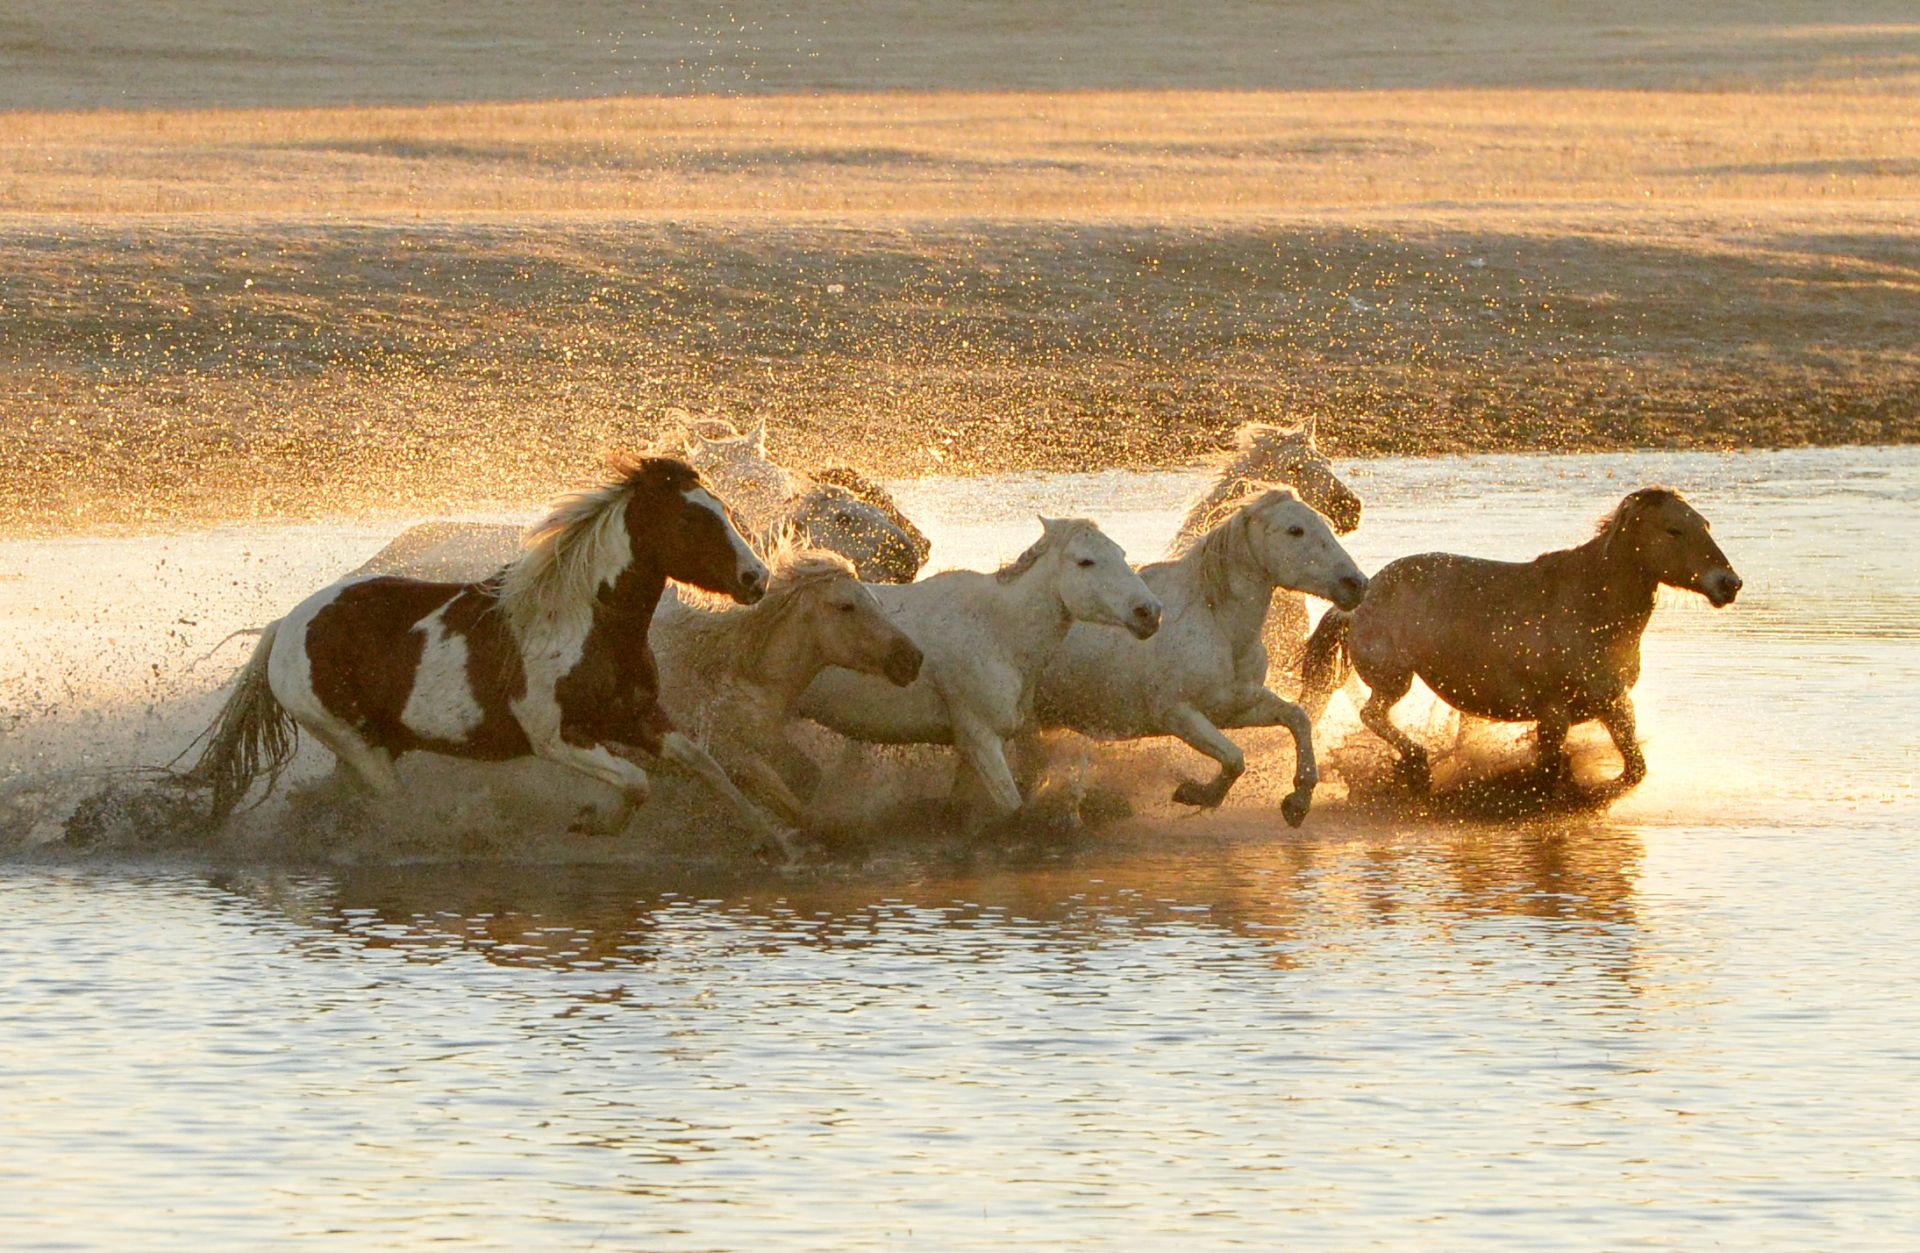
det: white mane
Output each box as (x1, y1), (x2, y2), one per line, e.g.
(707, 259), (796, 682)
(1187, 484), (1299, 605)
(496, 459), (648, 646)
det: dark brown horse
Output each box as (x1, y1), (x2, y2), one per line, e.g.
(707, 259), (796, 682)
(181, 456), (785, 840)
(1301, 487), (1741, 790)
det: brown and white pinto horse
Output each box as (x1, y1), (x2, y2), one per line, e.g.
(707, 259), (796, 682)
(181, 456), (783, 841)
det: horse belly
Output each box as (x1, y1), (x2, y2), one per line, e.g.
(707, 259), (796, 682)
(802, 668), (954, 745)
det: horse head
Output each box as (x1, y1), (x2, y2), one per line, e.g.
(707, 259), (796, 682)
(680, 418), (798, 527)
(776, 549), (923, 686)
(782, 486), (922, 584)
(1237, 487), (1369, 610)
(623, 457), (769, 605)
(1234, 420), (1363, 534)
(1006, 517), (1161, 640)
(1605, 488), (1742, 607)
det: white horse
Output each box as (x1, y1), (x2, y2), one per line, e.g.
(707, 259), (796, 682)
(649, 548), (923, 825)
(798, 518), (1162, 818)
(1035, 487), (1368, 827)
(1172, 418), (1364, 687)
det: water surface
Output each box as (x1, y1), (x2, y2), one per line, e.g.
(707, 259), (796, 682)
(2, 446), (1916, 1248)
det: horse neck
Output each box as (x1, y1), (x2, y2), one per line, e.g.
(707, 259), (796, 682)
(593, 551), (668, 652)
(1177, 519), (1272, 636)
(728, 602), (827, 714)
(1566, 531), (1658, 634)
(988, 555), (1078, 670)
(1179, 466), (1249, 536)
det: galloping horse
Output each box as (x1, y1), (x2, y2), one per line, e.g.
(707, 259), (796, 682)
(1172, 418), (1364, 684)
(1300, 487), (1742, 790)
(799, 518), (1162, 819)
(180, 456), (788, 842)
(650, 547), (923, 824)
(1035, 487), (1367, 826)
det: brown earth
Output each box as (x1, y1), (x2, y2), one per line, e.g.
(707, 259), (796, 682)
(0, 8), (1916, 534)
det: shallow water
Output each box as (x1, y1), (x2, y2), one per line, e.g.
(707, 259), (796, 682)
(2, 446), (1917, 1248)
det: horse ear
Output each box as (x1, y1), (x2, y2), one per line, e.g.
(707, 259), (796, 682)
(746, 419), (768, 456)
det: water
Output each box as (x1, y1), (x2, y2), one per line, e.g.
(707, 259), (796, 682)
(2, 446), (1917, 1248)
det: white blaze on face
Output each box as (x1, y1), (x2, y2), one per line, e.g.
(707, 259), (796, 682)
(685, 486), (769, 587)
(400, 602), (487, 744)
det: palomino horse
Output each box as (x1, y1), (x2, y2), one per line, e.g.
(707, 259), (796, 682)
(1035, 487), (1368, 826)
(1300, 487), (1742, 790)
(650, 547), (923, 825)
(799, 518), (1162, 819)
(1172, 418), (1364, 684)
(180, 457), (790, 844)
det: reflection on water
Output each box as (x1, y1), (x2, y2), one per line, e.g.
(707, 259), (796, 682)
(3, 446), (1919, 1247)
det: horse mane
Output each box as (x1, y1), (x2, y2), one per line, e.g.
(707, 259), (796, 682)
(1177, 421), (1316, 541)
(996, 518), (1099, 584)
(1594, 486), (1684, 538)
(669, 544), (857, 679)
(1189, 484), (1298, 603)
(496, 454), (692, 643)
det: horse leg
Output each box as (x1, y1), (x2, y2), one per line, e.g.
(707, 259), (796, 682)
(1597, 697), (1646, 788)
(527, 736), (652, 835)
(305, 722), (400, 797)
(1220, 689), (1318, 828)
(949, 708), (1023, 817)
(1532, 710), (1573, 784)
(1357, 671), (1428, 790)
(656, 730), (798, 859)
(1164, 704), (1246, 812)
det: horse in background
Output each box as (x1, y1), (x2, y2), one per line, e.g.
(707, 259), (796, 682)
(1172, 418), (1364, 685)
(676, 417), (931, 584)
(1035, 487), (1367, 827)
(649, 547), (923, 825)
(354, 415), (930, 586)
(799, 518), (1162, 820)
(1300, 487), (1741, 792)
(176, 457), (794, 849)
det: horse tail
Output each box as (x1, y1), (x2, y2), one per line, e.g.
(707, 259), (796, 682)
(172, 619), (299, 825)
(1300, 608), (1354, 722)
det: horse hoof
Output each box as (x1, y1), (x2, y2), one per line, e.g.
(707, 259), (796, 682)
(1392, 758), (1431, 792)
(1172, 779), (1219, 809)
(1281, 790), (1311, 829)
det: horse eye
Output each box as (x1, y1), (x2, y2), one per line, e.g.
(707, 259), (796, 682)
(837, 602), (856, 613)
(1667, 527), (1684, 537)
(1076, 558), (1096, 568)
(1287, 525), (1306, 538)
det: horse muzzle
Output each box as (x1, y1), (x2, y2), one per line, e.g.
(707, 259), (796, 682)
(883, 641), (924, 686)
(1330, 573), (1368, 611)
(1126, 599), (1163, 640)
(1703, 568), (1742, 607)
(733, 564), (768, 605)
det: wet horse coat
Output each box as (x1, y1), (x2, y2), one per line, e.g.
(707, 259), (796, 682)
(184, 457), (781, 839)
(1301, 487), (1742, 789)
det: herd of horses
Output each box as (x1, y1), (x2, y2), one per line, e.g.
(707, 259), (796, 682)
(179, 417), (1741, 857)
